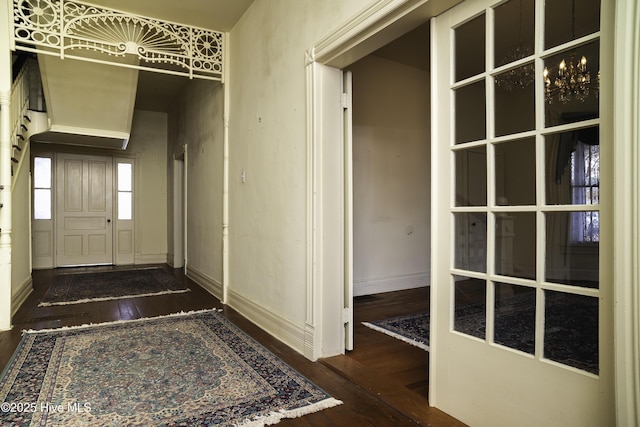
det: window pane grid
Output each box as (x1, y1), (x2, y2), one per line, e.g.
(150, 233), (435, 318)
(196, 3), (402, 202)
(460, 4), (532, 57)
(450, 0), (600, 374)
(117, 162), (133, 221)
(33, 157), (52, 220)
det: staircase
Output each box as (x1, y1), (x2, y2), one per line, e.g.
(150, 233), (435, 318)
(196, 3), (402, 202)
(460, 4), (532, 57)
(32, 52), (139, 150)
(9, 56), (48, 187)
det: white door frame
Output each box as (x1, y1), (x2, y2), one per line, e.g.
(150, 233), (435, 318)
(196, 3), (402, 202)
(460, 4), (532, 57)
(171, 157), (185, 268)
(612, 1), (640, 425)
(304, 0), (459, 361)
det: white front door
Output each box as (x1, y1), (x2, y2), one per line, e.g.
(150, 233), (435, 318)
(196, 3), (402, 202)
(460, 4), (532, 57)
(430, 0), (613, 425)
(56, 153), (113, 266)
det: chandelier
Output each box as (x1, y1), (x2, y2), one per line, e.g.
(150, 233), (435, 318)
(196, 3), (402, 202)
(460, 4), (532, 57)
(542, 0), (599, 104)
(543, 53), (597, 104)
(494, 0), (534, 93)
(494, 45), (535, 92)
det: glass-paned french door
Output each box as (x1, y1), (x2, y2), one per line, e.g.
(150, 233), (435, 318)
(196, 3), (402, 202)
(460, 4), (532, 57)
(453, 0), (600, 373)
(431, 0), (612, 425)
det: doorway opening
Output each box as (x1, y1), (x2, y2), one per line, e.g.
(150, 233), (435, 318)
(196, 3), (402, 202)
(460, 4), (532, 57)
(322, 21), (435, 420)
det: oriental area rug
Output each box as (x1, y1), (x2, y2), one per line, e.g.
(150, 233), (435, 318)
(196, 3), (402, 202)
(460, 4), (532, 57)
(363, 313), (430, 351)
(363, 293), (598, 374)
(39, 268), (190, 307)
(0, 310), (341, 426)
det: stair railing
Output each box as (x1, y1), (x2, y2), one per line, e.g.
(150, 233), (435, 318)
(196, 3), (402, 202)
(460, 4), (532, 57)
(10, 59), (31, 186)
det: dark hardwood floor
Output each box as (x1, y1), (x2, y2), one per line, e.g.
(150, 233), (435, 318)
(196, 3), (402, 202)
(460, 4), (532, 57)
(0, 266), (465, 426)
(322, 288), (460, 426)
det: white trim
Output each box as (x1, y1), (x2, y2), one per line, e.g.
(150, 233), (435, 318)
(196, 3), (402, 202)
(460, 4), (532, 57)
(0, 0), (13, 331)
(12, 0), (224, 81)
(134, 253), (167, 265)
(354, 272), (429, 296)
(613, 0), (640, 425)
(304, 58), (318, 361)
(226, 288), (306, 356)
(305, 0), (460, 362)
(222, 31), (230, 304)
(186, 264), (222, 300)
(313, 0), (462, 67)
(11, 275), (32, 316)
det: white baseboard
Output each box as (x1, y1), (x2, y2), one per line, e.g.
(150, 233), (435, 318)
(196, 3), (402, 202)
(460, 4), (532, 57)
(186, 264), (222, 300)
(135, 253), (168, 265)
(12, 275), (33, 316)
(354, 272), (429, 296)
(226, 289), (306, 356)
(166, 253), (184, 269)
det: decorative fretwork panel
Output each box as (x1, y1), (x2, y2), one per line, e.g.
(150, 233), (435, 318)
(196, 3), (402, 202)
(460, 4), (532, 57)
(12, 0), (224, 80)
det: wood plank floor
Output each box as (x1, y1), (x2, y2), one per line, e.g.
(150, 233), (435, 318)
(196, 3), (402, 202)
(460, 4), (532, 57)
(322, 288), (461, 426)
(0, 266), (465, 426)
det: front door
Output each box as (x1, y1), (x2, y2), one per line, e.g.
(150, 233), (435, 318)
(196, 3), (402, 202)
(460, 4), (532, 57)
(56, 153), (113, 266)
(430, 0), (613, 425)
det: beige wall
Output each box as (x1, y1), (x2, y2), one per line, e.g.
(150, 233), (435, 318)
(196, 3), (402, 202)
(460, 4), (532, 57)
(127, 110), (169, 263)
(168, 79), (224, 292)
(227, 0), (372, 343)
(349, 55), (431, 296)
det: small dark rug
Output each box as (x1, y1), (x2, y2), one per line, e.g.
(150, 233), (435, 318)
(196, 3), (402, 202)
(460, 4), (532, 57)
(0, 310), (342, 426)
(363, 313), (430, 351)
(39, 268), (190, 307)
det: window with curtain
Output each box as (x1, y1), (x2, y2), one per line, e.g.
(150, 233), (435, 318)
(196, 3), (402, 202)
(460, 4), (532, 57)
(571, 141), (600, 243)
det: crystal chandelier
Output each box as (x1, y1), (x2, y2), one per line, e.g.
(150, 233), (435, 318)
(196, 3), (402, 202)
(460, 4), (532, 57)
(495, 45), (535, 92)
(494, 0), (534, 93)
(542, 0), (599, 104)
(543, 53), (593, 103)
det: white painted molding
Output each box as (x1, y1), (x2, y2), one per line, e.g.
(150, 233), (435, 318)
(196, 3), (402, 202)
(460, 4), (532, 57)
(12, 0), (224, 80)
(166, 252), (175, 267)
(313, 0), (409, 63)
(304, 60), (320, 361)
(613, 0), (640, 425)
(134, 253), (167, 265)
(312, 0), (460, 67)
(186, 264), (222, 300)
(354, 272), (429, 296)
(0, 0), (13, 331)
(11, 275), (32, 316)
(226, 288), (306, 356)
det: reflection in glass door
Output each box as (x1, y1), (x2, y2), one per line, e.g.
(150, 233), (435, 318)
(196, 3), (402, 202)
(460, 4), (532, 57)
(452, 0), (601, 375)
(430, 0), (612, 424)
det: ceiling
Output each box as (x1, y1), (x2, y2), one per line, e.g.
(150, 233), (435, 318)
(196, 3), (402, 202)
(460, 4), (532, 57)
(85, 0), (255, 32)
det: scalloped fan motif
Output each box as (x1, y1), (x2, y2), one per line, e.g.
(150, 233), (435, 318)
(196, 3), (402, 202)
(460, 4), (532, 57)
(12, 0), (224, 79)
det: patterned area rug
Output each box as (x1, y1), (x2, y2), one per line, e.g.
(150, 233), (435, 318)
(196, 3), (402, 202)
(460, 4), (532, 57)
(39, 268), (190, 307)
(363, 313), (430, 351)
(0, 310), (342, 426)
(363, 294), (597, 374)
